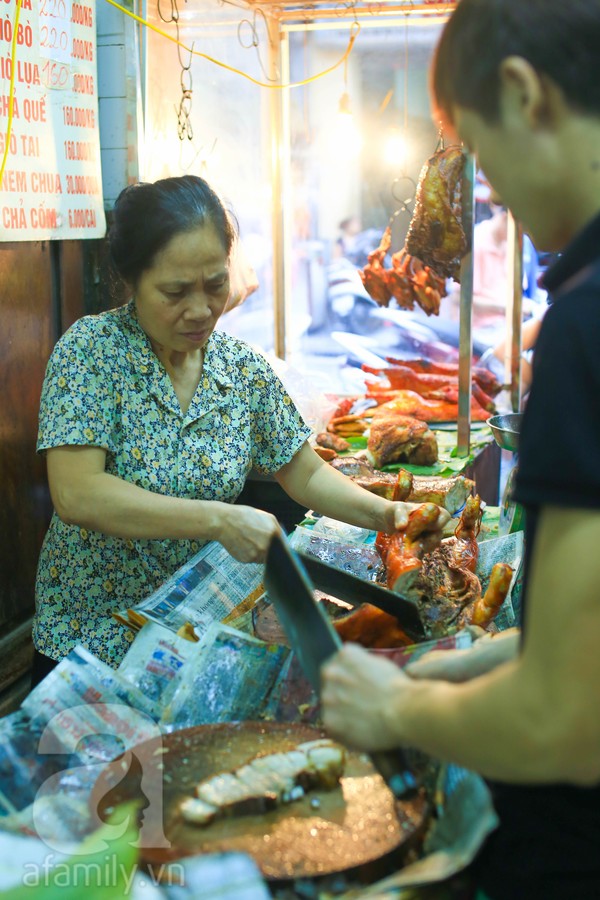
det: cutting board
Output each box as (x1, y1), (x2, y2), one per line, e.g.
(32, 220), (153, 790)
(92, 722), (428, 880)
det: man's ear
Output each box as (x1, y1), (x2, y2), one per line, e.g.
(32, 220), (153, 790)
(498, 56), (560, 129)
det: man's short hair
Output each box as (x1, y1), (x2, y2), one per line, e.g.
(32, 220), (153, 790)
(433, 0), (600, 126)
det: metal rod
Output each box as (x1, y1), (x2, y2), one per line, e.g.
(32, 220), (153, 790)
(281, 30), (293, 358)
(246, 0), (454, 7)
(249, 0), (455, 15)
(506, 212), (523, 411)
(456, 153), (476, 457)
(278, 7), (449, 31)
(267, 14), (287, 359)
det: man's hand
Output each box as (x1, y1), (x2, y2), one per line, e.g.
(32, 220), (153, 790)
(406, 628), (520, 683)
(406, 647), (482, 684)
(321, 644), (408, 751)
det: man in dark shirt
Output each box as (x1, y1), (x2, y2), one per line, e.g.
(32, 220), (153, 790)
(321, 1), (600, 897)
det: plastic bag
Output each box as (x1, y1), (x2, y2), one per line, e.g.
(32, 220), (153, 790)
(266, 355), (340, 434)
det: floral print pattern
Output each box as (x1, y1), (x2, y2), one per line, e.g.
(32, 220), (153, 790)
(33, 301), (311, 667)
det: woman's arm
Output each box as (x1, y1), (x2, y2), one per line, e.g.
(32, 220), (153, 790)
(274, 441), (449, 535)
(47, 445), (280, 562)
(322, 506), (600, 785)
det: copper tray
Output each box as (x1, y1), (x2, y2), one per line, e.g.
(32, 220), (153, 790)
(253, 592), (351, 647)
(92, 722), (428, 880)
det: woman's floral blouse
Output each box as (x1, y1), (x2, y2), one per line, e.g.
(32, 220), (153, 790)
(34, 301), (311, 667)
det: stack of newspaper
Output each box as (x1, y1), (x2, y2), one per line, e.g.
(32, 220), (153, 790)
(113, 541), (266, 638)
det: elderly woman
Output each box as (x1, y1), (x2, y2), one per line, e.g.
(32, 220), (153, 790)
(31, 175), (446, 683)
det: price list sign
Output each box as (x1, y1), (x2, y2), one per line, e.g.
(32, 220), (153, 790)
(0, 0), (105, 240)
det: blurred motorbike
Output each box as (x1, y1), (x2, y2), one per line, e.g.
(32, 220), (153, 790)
(326, 256), (492, 364)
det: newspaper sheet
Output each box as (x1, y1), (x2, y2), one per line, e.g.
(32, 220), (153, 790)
(161, 624), (290, 731)
(21, 646), (160, 766)
(115, 541), (265, 637)
(117, 622), (198, 720)
(0, 648), (161, 820)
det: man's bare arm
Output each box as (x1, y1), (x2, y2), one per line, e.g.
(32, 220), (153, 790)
(322, 506), (600, 785)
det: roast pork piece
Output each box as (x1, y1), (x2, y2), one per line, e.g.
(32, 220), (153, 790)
(316, 432), (351, 453)
(381, 496), (513, 637)
(329, 457), (474, 513)
(406, 146), (469, 280)
(366, 415), (438, 468)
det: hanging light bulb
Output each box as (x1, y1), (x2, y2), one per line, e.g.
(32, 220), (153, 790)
(383, 128), (408, 167)
(379, 17), (411, 174)
(327, 60), (362, 161)
(330, 98), (362, 159)
(338, 91), (352, 116)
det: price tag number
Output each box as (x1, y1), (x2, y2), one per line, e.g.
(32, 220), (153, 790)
(40, 24), (69, 53)
(42, 59), (69, 90)
(40, 0), (69, 18)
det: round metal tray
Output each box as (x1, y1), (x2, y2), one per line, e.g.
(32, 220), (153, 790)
(487, 413), (523, 452)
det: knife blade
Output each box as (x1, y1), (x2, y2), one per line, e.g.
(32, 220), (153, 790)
(297, 550), (425, 641)
(264, 531), (418, 799)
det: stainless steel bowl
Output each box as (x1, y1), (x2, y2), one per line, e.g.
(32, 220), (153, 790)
(486, 413), (523, 452)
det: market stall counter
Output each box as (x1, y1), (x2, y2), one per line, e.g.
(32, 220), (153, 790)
(239, 424), (500, 534)
(0, 486), (522, 898)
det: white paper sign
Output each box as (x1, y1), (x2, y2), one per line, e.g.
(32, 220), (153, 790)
(0, 0), (105, 240)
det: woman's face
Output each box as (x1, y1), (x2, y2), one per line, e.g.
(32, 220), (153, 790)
(133, 224), (230, 354)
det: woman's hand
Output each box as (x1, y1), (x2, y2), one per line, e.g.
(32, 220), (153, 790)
(214, 503), (281, 563)
(321, 643), (408, 751)
(382, 500), (451, 543)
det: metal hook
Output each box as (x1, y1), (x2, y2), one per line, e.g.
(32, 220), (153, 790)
(390, 175), (416, 209)
(386, 175), (416, 230)
(435, 125), (445, 152)
(177, 38), (194, 71)
(175, 96), (194, 141)
(157, 0), (176, 22)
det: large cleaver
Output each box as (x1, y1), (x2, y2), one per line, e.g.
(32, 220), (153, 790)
(264, 530), (418, 799)
(296, 550), (425, 641)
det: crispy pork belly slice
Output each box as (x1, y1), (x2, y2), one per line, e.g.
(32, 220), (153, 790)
(181, 740), (346, 828)
(196, 772), (252, 808)
(180, 797), (218, 826)
(299, 740), (347, 790)
(248, 749), (308, 781)
(234, 763), (290, 798)
(236, 749), (307, 799)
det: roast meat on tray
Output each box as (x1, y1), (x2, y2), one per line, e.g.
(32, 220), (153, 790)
(329, 456), (474, 513)
(334, 496), (513, 646)
(366, 413), (438, 468)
